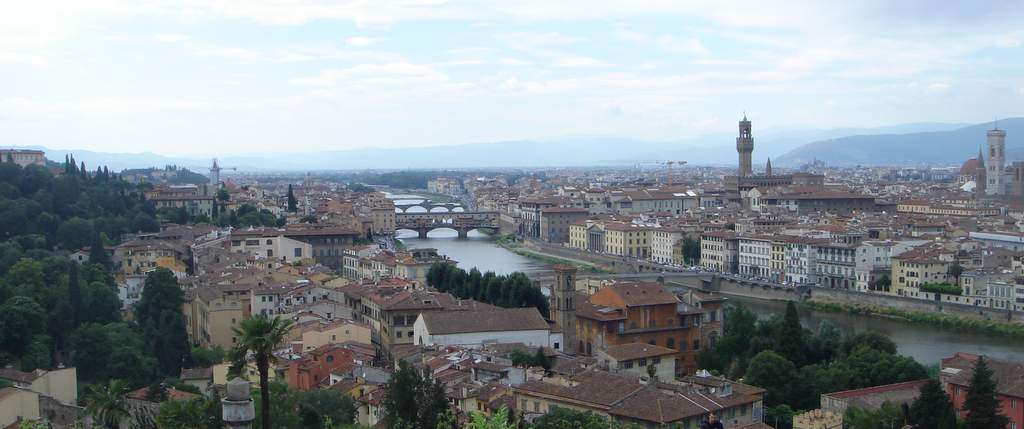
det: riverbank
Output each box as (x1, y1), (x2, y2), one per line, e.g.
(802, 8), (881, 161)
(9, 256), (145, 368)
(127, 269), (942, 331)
(495, 239), (614, 274)
(799, 300), (1024, 339)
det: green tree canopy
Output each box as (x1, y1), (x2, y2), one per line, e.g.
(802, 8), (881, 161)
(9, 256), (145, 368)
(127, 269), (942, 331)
(962, 356), (1010, 429)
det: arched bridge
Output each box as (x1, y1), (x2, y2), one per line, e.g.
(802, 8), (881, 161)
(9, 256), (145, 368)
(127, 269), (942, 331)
(396, 211), (499, 238)
(394, 200), (464, 213)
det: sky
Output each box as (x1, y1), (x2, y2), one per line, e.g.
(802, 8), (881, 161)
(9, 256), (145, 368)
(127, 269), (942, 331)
(2, 0), (1023, 156)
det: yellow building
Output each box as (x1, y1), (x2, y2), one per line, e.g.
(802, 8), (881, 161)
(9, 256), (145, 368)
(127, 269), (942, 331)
(568, 223), (588, 250)
(288, 319), (373, 352)
(603, 223), (652, 259)
(0, 387), (40, 428)
(0, 368), (78, 406)
(771, 240), (787, 282)
(212, 361), (280, 387)
(183, 285), (251, 349)
(891, 245), (954, 298)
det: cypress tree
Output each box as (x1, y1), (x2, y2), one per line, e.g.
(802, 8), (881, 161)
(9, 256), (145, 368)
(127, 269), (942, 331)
(908, 378), (957, 429)
(67, 263), (81, 328)
(776, 301), (805, 366)
(962, 356), (1009, 429)
(287, 184), (298, 212)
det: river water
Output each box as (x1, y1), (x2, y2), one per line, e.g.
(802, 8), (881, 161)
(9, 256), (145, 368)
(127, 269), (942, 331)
(388, 194), (1024, 365)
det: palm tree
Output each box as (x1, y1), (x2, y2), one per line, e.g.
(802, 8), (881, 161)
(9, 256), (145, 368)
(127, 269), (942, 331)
(84, 379), (130, 429)
(229, 316), (293, 429)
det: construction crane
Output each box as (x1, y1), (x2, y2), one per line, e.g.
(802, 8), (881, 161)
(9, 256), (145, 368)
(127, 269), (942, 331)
(207, 158), (237, 187)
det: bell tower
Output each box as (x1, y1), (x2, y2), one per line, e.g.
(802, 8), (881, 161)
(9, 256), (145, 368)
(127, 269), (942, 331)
(987, 124), (1007, 195)
(551, 265), (577, 355)
(736, 114), (754, 176)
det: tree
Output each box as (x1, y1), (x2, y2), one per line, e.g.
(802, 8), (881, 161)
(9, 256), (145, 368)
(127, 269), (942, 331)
(0, 296), (47, 357)
(744, 350), (797, 406)
(287, 184), (297, 212)
(382, 360), (450, 429)
(191, 346), (227, 367)
(775, 302), (805, 366)
(682, 237), (701, 265)
(844, 402), (906, 429)
(80, 281), (122, 324)
(530, 407), (612, 429)
(70, 322), (158, 385)
(841, 331), (897, 356)
(962, 356), (1010, 429)
(21, 335), (53, 371)
(89, 233), (112, 268)
(216, 188), (230, 202)
(229, 316), (294, 429)
(68, 263), (82, 326)
(156, 398), (220, 429)
(135, 268), (190, 376)
(84, 379), (131, 429)
(465, 407), (513, 429)
(908, 378), (957, 429)
(57, 217), (94, 250)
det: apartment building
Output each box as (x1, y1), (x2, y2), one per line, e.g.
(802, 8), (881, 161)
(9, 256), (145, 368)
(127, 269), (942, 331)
(575, 282), (723, 374)
(229, 228), (313, 262)
(182, 284), (252, 349)
(650, 226), (686, 266)
(891, 244), (956, 298)
(738, 236), (773, 277)
(854, 240), (926, 292)
(539, 207), (590, 244)
(700, 231), (738, 273)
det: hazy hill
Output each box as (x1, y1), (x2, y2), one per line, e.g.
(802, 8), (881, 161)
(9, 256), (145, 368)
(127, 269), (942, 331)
(775, 118), (1023, 166)
(4, 121), (988, 171)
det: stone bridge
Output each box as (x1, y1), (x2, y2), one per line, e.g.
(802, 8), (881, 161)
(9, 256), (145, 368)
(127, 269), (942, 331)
(395, 211), (499, 238)
(394, 200), (464, 213)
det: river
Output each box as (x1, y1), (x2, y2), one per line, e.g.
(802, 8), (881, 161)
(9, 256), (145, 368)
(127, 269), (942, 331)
(387, 194), (1024, 365)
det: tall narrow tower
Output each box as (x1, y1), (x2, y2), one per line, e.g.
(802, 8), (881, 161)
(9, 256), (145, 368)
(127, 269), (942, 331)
(987, 125), (1007, 195)
(736, 114), (754, 176)
(550, 265), (577, 355)
(975, 146), (987, 196)
(210, 158), (221, 188)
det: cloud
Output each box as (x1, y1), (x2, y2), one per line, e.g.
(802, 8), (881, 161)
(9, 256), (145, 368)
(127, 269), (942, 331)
(613, 28), (709, 56)
(553, 55), (605, 67)
(344, 36), (383, 47)
(153, 33), (190, 43)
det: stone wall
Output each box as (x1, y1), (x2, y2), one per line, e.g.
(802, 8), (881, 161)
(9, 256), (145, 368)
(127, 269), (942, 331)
(808, 287), (1022, 323)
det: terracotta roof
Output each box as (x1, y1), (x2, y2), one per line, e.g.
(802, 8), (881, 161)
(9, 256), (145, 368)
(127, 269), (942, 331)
(0, 368), (43, 384)
(601, 343), (678, 361)
(420, 307), (549, 335)
(608, 282), (678, 307)
(823, 379), (928, 411)
(941, 352), (1024, 398)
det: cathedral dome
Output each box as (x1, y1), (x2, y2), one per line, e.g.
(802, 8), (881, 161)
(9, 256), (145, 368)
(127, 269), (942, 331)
(959, 158), (981, 175)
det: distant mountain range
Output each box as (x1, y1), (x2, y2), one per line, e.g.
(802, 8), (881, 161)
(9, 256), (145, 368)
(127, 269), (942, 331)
(5, 119), (1015, 171)
(774, 118), (1023, 167)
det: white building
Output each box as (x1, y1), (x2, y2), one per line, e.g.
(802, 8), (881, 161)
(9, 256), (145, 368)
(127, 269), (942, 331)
(650, 227), (686, 265)
(854, 240), (926, 292)
(229, 229), (313, 262)
(413, 307), (563, 351)
(738, 236), (773, 277)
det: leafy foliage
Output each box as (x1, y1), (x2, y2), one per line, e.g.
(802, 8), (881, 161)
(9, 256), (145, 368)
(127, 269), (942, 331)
(382, 360), (450, 429)
(962, 356), (1010, 429)
(907, 378), (957, 429)
(426, 263), (549, 316)
(135, 268), (191, 376)
(229, 316), (294, 429)
(920, 282), (962, 296)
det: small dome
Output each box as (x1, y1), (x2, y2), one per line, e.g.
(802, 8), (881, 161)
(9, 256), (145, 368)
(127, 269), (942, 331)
(959, 158), (980, 175)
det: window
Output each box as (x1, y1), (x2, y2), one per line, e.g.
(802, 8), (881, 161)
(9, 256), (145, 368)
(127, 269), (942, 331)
(266, 239), (273, 245)
(294, 248), (302, 257)
(693, 339), (701, 350)
(652, 357), (661, 364)
(667, 338), (675, 349)
(267, 249), (273, 257)
(533, 401), (540, 412)
(326, 355), (334, 363)
(622, 360), (634, 369)
(553, 342), (560, 350)
(638, 358), (647, 366)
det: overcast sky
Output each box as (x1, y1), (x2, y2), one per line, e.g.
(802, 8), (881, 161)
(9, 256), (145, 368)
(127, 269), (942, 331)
(2, 1), (1023, 156)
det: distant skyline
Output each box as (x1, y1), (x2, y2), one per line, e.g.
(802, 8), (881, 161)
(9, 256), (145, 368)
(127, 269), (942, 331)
(2, 1), (1023, 156)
